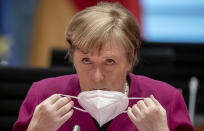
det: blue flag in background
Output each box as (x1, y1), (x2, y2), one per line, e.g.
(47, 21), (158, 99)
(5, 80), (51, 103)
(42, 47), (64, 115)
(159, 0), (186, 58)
(0, 0), (37, 66)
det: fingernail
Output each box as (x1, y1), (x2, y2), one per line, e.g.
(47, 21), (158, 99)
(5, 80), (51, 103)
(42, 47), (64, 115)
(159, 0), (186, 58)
(127, 107), (130, 113)
(60, 94), (66, 97)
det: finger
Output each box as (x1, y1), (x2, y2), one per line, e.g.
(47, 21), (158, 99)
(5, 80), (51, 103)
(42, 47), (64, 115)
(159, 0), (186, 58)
(150, 95), (163, 109)
(131, 104), (141, 118)
(150, 94), (161, 107)
(53, 97), (71, 110)
(60, 109), (74, 124)
(57, 101), (74, 117)
(144, 97), (155, 107)
(137, 100), (148, 113)
(44, 94), (61, 105)
(127, 107), (137, 124)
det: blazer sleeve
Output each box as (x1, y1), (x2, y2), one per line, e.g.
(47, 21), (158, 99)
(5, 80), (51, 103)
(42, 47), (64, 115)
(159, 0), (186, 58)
(13, 82), (40, 131)
(169, 90), (195, 131)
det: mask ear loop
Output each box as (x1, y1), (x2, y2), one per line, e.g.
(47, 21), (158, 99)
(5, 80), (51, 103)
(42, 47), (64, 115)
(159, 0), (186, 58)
(60, 94), (88, 113)
(61, 94), (145, 113)
(122, 97), (145, 113)
(128, 97), (145, 100)
(60, 94), (78, 99)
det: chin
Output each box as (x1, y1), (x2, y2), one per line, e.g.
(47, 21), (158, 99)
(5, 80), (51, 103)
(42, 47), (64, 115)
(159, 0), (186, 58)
(90, 88), (109, 91)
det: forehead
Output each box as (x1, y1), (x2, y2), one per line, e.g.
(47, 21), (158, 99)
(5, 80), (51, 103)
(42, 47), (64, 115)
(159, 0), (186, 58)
(78, 40), (126, 56)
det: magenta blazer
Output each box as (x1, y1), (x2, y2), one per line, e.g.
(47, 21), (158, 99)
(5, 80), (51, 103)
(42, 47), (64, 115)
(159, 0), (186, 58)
(13, 73), (194, 131)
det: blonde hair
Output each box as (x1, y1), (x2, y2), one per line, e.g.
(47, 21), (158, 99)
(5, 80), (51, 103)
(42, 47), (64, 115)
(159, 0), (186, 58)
(65, 2), (141, 66)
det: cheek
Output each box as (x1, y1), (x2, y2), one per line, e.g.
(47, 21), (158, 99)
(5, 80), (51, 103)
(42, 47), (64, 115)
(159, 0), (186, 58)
(107, 68), (128, 91)
(117, 63), (131, 76)
(74, 64), (90, 91)
(76, 67), (90, 82)
(78, 73), (91, 91)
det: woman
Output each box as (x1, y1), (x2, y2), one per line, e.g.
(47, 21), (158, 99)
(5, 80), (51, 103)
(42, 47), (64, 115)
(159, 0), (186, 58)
(13, 2), (194, 131)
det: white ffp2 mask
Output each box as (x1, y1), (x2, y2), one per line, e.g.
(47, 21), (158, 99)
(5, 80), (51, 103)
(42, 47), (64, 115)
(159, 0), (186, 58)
(63, 90), (144, 127)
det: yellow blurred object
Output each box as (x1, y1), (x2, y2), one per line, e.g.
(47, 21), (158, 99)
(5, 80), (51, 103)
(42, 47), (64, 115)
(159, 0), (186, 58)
(0, 36), (9, 58)
(28, 0), (77, 67)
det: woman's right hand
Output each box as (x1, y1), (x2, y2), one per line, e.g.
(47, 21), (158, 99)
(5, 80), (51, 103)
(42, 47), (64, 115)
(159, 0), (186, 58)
(27, 94), (74, 131)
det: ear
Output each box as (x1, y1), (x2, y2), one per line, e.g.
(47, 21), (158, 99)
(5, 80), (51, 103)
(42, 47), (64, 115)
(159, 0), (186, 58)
(126, 62), (132, 72)
(127, 51), (135, 71)
(72, 58), (76, 68)
(72, 52), (76, 67)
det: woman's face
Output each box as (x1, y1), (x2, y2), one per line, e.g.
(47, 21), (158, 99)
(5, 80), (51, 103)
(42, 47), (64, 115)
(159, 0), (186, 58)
(73, 41), (132, 92)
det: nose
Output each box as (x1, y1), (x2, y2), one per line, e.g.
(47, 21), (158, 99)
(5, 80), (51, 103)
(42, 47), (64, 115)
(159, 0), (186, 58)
(92, 68), (104, 82)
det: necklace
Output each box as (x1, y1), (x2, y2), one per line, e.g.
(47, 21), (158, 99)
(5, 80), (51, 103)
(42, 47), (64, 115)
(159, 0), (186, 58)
(124, 81), (129, 96)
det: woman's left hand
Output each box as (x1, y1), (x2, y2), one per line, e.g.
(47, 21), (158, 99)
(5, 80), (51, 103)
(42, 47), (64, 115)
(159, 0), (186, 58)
(127, 95), (169, 131)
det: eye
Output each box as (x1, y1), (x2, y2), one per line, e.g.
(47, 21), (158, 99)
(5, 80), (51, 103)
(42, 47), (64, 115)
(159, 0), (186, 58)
(82, 58), (91, 64)
(105, 59), (115, 65)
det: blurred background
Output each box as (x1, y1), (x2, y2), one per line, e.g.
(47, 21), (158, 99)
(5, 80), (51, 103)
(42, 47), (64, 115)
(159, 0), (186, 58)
(0, 0), (204, 67)
(0, 0), (204, 130)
